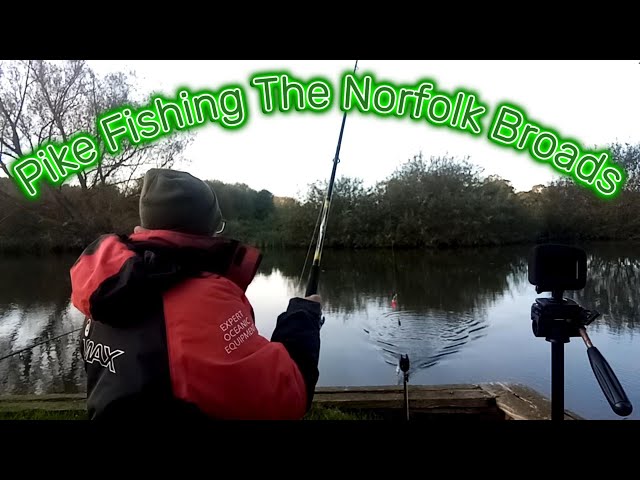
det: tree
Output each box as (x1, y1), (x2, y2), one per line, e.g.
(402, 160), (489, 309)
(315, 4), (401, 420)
(0, 60), (191, 198)
(255, 189), (275, 220)
(610, 142), (640, 192)
(0, 60), (191, 244)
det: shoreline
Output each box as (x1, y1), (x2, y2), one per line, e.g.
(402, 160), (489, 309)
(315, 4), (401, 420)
(0, 383), (582, 421)
(2, 238), (640, 258)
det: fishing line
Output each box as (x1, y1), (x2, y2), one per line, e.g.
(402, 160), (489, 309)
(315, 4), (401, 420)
(0, 327), (82, 362)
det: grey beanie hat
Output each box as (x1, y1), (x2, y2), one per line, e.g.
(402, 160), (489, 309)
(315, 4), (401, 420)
(139, 168), (223, 236)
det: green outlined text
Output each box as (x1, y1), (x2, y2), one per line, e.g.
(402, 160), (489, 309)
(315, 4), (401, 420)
(7, 71), (626, 200)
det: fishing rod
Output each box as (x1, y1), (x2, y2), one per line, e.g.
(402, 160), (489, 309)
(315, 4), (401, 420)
(0, 327), (82, 362)
(304, 60), (358, 298)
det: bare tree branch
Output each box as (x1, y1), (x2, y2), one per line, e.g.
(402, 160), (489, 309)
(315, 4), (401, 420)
(14, 60), (32, 123)
(0, 97), (23, 157)
(0, 60), (192, 239)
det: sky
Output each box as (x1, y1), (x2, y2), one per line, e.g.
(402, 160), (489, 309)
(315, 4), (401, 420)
(87, 60), (640, 199)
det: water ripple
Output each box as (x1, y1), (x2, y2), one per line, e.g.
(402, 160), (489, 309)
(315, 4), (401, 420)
(362, 307), (488, 374)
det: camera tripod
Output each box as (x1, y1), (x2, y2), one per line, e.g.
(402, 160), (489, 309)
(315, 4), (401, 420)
(531, 288), (633, 420)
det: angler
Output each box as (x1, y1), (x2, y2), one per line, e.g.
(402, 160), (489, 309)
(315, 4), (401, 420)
(70, 168), (322, 421)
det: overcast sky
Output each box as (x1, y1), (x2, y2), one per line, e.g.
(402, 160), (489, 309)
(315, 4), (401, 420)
(88, 60), (640, 199)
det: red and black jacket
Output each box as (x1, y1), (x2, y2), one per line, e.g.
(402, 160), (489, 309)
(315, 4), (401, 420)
(70, 229), (321, 420)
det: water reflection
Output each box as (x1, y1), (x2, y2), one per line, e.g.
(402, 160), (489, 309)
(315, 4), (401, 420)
(261, 246), (530, 315)
(263, 247), (528, 375)
(567, 243), (640, 335)
(0, 244), (637, 420)
(0, 255), (85, 394)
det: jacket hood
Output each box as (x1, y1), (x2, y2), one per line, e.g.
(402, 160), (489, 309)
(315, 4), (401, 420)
(70, 230), (262, 326)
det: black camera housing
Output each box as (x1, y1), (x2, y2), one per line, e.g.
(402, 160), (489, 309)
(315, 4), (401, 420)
(528, 244), (587, 293)
(528, 244), (595, 341)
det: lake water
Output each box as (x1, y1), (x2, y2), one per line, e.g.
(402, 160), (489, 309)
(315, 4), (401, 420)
(0, 244), (638, 420)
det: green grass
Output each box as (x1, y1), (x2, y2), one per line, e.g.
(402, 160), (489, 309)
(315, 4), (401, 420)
(0, 409), (88, 420)
(304, 405), (379, 420)
(0, 405), (375, 421)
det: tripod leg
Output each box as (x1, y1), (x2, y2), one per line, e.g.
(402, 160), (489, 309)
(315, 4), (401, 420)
(551, 340), (564, 421)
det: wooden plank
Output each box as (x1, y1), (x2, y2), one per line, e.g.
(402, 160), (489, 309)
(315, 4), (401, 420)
(314, 396), (492, 409)
(315, 384), (484, 394)
(479, 382), (582, 420)
(0, 385), (485, 401)
(314, 384), (496, 413)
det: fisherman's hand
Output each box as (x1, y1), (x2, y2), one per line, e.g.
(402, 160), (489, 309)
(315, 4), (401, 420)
(304, 294), (322, 305)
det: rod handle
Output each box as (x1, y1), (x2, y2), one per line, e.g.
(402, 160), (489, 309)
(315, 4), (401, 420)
(305, 264), (320, 297)
(587, 346), (633, 417)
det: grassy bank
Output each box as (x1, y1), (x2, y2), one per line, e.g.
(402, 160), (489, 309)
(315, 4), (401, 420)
(0, 410), (89, 420)
(0, 405), (376, 421)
